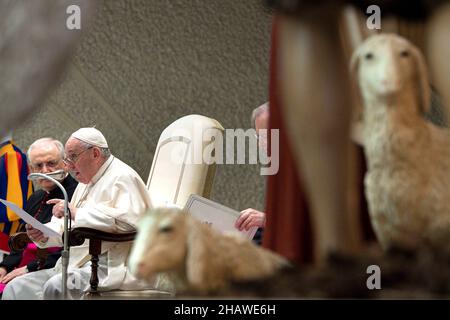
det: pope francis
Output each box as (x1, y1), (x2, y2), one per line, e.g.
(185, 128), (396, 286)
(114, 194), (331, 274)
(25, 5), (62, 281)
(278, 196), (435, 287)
(2, 128), (153, 299)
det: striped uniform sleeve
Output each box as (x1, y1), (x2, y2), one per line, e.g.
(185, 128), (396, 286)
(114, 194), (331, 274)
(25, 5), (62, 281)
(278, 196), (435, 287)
(0, 142), (33, 237)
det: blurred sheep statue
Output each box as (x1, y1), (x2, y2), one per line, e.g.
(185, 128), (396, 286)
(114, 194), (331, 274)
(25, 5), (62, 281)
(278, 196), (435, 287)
(128, 208), (290, 294)
(351, 33), (450, 251)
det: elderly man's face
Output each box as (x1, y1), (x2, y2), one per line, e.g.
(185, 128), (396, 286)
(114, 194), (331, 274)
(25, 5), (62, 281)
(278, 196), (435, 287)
(64, 138), (98, 184)
(255, 110), (269, 152)
(29, 142), (66, 192)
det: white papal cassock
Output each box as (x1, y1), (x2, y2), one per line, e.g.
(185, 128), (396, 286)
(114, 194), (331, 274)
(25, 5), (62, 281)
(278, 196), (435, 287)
(2, 155), (153, 299)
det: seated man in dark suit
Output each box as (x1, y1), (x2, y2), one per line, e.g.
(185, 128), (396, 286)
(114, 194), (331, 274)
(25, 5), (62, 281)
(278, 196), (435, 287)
(0, 138), (77, 292)
(235, 102), (269, 245)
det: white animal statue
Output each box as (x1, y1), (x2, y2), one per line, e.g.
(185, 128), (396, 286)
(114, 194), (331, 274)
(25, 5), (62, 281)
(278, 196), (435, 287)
(128, 208), (289, 294)
(351, 33), (450, 251)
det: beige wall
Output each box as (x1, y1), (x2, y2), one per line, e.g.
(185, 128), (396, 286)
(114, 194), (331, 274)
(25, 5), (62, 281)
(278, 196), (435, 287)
(14, 0), (272, 212)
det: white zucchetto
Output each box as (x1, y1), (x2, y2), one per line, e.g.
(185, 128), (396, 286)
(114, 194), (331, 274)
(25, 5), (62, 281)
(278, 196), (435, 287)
(71, 127), (108, 148)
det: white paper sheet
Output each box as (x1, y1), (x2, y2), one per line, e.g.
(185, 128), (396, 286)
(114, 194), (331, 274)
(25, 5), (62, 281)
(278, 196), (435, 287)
(184, 195), (258, 240)
(0, 199), (61, 238)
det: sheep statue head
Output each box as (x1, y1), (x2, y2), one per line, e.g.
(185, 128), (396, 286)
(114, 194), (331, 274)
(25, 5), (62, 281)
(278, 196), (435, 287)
(128, 207), (290, 294)
(350, 33), (450, 252)
(351, 33), (430, 118)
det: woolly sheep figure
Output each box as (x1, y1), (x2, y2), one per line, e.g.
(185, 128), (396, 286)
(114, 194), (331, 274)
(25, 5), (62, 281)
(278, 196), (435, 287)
(128, 207), (289, 294)
(351, 33), (450, 251)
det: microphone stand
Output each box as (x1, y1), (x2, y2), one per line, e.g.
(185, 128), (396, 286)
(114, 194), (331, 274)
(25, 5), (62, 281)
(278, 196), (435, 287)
(28, 172), (69, 300)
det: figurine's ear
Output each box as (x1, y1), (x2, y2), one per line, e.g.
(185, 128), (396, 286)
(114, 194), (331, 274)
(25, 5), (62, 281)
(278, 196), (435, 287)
(410, 45), (431, 114)
(349, 46), (365, 130)
(350, 46), (362, 80)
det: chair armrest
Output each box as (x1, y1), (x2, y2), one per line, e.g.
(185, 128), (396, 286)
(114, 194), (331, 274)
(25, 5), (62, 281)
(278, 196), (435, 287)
(9, 232), (50, 270)
(67, 227), (137, 294)
(68, 227), (136, 247)
(9, 232), (33, 251)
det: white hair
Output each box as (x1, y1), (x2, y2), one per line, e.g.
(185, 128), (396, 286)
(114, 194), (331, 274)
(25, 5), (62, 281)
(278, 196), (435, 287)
(27, 137), (65, 163)
(251, 102), (269, 128)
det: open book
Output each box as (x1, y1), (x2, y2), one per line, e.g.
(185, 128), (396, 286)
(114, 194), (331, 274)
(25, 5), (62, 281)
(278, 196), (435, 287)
(183, 194), (258, 240)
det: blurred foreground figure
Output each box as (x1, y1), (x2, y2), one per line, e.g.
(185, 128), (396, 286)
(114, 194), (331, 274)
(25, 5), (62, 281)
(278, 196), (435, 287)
(0, 0), (95, 137)
(268, 2), (363, 263)
(264, 0), (450, 263)
(425, 2), (450, 124)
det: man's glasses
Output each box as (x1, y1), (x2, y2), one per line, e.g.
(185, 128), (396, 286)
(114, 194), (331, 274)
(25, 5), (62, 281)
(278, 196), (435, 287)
(31, 160), (61, 171)
(63, 146), (93, 165)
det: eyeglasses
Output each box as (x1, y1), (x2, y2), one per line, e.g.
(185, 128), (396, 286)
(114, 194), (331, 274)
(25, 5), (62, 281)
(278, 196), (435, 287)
(31, 160), (61, 171)
(63, 147), (93, 165)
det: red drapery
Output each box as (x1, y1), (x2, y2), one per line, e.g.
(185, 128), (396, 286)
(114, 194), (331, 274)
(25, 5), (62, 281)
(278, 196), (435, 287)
(262, 16), (375, 265)
(262, 17), (313, 265)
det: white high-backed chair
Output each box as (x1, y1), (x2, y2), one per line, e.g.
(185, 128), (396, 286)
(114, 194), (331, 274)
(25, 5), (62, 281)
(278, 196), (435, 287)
(64, 114), (224, 299)
(147, 114), (224, 208)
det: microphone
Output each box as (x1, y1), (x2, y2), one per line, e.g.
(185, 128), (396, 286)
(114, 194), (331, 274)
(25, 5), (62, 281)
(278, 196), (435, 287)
(27, 170), (70, 299)
(28, 170), (66, 182)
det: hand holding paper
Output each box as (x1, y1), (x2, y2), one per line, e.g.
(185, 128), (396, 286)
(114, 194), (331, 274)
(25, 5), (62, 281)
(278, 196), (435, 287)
(235, 208), (266, 231)
(25, 224), (49, 243)
(184, 195), (258, 240)
(0, 199), (61, 238)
